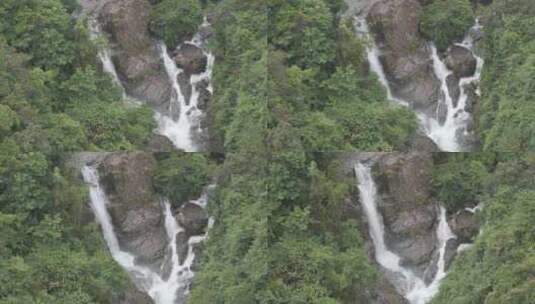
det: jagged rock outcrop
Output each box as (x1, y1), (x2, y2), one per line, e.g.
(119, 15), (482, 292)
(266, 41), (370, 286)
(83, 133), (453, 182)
(97, 152), (168, 267)
(97, 0), (173, 114)
(374, 276), (410, 304)
(407, 133), (440, 152)
(117, 287), (154, 304)
(196, 80), (211, 110)
(367, 0), (440, 114)
(146, 134), (175, 152)
(373, 153), (438, 273)
(449, 210), (480, 243)
(446, 74), (461, 107)
(445, 45), (477, 78)
(173, 44), (207, 75)
(176, 203), (209, 236)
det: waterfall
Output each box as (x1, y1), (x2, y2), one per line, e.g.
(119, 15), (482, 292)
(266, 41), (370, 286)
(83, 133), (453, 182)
(82, 165), (210, 304)
(355, 162), (456, 304)
(87, 16), (214, 151)
(354, 18), (409, 107)
(154, 18), (215, 152)
(354, 17), (484, 152)
(88, 20), (126, 98)
(154, 42), (196, 152)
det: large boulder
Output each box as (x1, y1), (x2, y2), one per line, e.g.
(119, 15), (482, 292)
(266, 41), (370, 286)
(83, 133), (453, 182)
(448, 210), (479, 243)
(146, 134), (175, 152)
(373, 153), (438, 272)
(367, 0), (440, 113)
(176, 203), (209, 236)
(98, 152), (168, 266)
(406, 133), (440, 152)
(173, 44), (207, 75)
(445, 45), (477, 78)
(393, 233), (437, 268)
(196, 79), (212, 110)
(446, 74), (461, 107)
(98, 0), (172, 113)
(373, 276), (409, 304)
(116, 287), (154, 304)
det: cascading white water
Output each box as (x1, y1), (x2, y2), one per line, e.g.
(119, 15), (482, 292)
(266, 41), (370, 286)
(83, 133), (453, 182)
(154, 18), (215, 152)
(355, 162), (456, 304)
(88, 20), (126, 97)
(88, 17), (214, 151)
(406, 206), (456, 304)
(82, 165), (210, 304)
(354, 19), (408, 107)
(354, 17), (484, 152)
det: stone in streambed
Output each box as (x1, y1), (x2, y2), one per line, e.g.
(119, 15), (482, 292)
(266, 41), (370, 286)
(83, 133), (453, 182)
(173, 44), (207, 75)
(449, 209), (479, 243)
(367, 0), (441, 114)
(98, 0), (173, 113)
(176, 203), (208, 236)
(446, 74), (460, 107)
(98, 152), (168, 267)
(196, 79), (212, 110)
(445, 45), (477, 78)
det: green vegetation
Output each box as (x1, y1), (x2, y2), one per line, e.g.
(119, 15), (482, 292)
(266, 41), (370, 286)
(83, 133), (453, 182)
(432, 153), (494, 211)
(268, 0), (418, 152)
(153, 152), (211, 208)
(431, 153), (535, 304)
(477, 0), (535, 151)
(149, 0), (203, 48)
(0, 0), (156, 302)
(189, 1), (379, 303)
(420, 0), (474, 51)
(206, 0), (268, 152)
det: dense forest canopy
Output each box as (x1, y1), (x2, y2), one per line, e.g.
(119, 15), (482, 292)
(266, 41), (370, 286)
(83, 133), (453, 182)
(0, 0), (534, 303)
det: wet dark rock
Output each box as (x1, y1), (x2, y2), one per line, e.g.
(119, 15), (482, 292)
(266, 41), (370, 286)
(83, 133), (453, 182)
(373, 153), (440, 274)
(98, 152), (168, 266)
(117, 286), (154, 304)
(173, 44), (207, 75)
(407, 133), (440, 152)
(394, 233), (437, 267)
(146, 134), (175, 152)
(367, 0), (440, 113)
(196, 80), (211, 110)
(423, 250), (439, 285)
(177, 72), (192, 104)
(444, 238), (459, 271)
(389, 205), (437, 237)
(446, 74), (460, 107)
(437, 94), (448, 126)
(176, 231), (190, 265)
(374, 275), (409, 304)
(177, 203), (208, 236)
(449, 210), (480, 243)
(98, 0), (173, 112)
(463, 83), (478, 113)
(445, 45), (477, 78)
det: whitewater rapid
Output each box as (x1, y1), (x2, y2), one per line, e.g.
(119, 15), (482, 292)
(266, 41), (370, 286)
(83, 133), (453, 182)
(82, 165), (210, 304)
(354, 17), (484, 152)
(88, 17), (214, 152)
(355, 162), (456, 304)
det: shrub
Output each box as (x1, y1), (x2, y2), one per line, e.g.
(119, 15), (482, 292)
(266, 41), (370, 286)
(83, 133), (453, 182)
(149, 0), (203, 48)
(420, 0), (474, 51)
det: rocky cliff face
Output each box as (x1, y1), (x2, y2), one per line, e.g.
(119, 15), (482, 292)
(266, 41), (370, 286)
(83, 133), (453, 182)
(97, 152), (169, 268)
(373, 153), (439, 275)
(70, 152), (211, 275)
(367, 0), (441, 115)
(97, 0), (173, 114)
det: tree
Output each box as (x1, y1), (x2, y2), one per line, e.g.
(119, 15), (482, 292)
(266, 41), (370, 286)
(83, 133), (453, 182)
(420, 0), (474, 51)
(149, 0), (203, 48)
